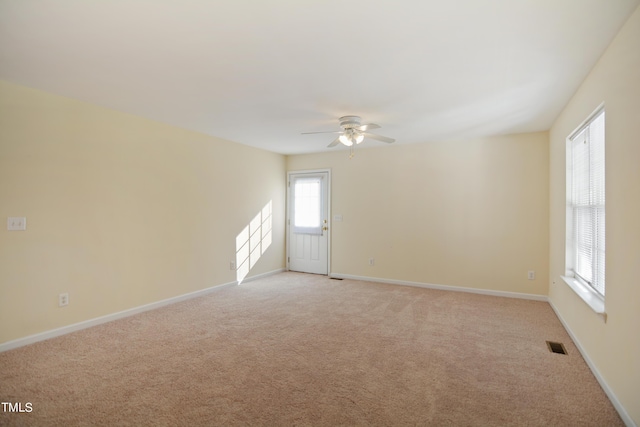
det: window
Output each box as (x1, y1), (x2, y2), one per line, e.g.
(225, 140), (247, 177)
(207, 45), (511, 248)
(565, 107), (605, 308)
(292, 176), (323, 235)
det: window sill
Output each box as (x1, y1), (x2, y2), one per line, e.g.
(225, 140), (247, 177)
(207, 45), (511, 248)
(561, 276), (607, 322)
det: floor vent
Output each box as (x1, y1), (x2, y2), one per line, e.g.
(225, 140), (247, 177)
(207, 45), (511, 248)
(330, 277), (343, 280)
(546, 341), (567, 355)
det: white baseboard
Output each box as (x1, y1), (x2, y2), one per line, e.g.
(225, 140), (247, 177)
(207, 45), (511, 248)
(240, 268), (286, 285)
(329, 273), (548, 301)
(548, 300), (636, 427)
(0, 268), (285, 353)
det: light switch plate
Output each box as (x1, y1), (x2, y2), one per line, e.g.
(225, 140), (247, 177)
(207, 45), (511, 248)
(7, 217), (27, 231)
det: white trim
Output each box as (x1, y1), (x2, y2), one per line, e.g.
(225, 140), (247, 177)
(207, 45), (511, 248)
(561, 275), (607, 321)
(548, 300), (636, 427)
(0, 268), (284, 353)
(286, 169), (331, 275)
(568, 102), (605, 140)
(329, 273), (548, 301)
(240, 268), (285, 284)
(565, 105), (606, 302)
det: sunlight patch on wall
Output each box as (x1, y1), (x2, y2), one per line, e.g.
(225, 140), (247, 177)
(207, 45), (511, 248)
(236, 201), (272, 283)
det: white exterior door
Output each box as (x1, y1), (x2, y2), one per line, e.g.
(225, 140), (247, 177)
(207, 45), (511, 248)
(287, 171), (329, 275)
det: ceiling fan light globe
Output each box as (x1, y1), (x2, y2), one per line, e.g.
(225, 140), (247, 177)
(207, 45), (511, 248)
(339, 134), (353, 146)
(355, 133), (364, 144)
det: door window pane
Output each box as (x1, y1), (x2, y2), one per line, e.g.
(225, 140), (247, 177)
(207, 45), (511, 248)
(293, 177), (323, 234)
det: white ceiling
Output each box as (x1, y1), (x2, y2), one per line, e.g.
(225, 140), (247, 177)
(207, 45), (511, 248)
(0, 1), (638, 155)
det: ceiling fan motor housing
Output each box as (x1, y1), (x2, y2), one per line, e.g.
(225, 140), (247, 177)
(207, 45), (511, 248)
(339, 116), (361, 129)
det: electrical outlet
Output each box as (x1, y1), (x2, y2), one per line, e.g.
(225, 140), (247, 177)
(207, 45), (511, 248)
(528, 271), (535, 280)
(369, 258), (375, 266)
(58, 293), (69, 307)
(230, 261), (236, 270)
(7, 217), (27, 231)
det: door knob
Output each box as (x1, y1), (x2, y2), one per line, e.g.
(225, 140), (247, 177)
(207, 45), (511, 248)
(323, 226), (328, 231)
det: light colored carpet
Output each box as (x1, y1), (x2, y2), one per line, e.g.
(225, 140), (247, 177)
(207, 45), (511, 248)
(0, 272), (623, 426)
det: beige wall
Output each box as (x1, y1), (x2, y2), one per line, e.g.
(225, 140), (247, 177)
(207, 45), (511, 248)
(549, 5), (640, 425)
(0, 81), (286, 344)
(288, 132), (549, 296)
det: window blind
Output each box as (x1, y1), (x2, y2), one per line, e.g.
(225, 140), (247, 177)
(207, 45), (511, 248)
(569, 110), (605, 296)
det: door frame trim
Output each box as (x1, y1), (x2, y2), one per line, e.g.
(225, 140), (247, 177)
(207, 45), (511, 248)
(286, 169), (331, 275)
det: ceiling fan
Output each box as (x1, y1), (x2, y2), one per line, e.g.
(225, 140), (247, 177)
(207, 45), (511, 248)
(302, 116), (395, 148)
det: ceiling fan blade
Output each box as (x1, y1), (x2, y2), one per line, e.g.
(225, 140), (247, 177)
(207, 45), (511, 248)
(357, 123), (381, 131)
(327, 137), (341, 148)
(301, 130), (342, 135)
(363, 132), (395, 143)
